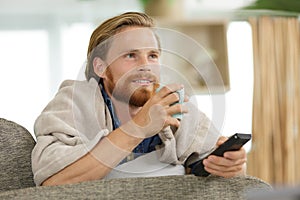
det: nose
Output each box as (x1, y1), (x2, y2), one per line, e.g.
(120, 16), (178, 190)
(137, 55), (151, 71)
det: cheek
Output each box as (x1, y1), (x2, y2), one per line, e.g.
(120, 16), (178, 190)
(151, 65), (161, 79)
(106, 62), (125, 80)
(112, 64), (137, 80)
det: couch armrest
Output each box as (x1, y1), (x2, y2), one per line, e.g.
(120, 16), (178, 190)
(0, 118), (35, 192)
(0, 175), (272, 199)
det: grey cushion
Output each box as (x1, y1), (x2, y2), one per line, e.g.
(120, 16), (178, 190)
(0, 175), (272, 199)
(0, 118), (36, 192)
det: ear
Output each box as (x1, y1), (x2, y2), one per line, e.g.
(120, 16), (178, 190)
(93, 57), (107, 78)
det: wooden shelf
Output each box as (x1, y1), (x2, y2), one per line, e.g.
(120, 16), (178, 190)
(154, 19), (230, 95)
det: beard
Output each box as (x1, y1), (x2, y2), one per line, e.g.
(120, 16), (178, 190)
(128, 87), (153, 107)
(105, 68), (159, 107)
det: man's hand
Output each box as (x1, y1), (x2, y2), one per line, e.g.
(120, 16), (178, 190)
(121, 83), (188, 139)
(202, 136), (247, 178)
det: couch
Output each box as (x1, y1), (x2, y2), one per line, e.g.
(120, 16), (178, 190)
(0, 118), (272, 199)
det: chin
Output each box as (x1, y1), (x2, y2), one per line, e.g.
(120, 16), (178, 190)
(129, 88), (152, 107)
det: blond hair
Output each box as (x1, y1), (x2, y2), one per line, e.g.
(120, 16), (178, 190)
(85, 12), (157, 81)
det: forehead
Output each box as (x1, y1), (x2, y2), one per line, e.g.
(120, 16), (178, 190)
(106, 27), (159, 59)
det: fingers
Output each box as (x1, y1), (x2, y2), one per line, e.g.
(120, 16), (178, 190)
(155, 103), (188, 129)
(204, 164), (246, 178)
(184, 95), (189, 102)
(203, 147), (247, 178)
(203, 158), (246, 178)
(152, 83), (188, 121)
(223, 147), (246, 159)
(164, 116), (181, 128)
(155, 84), (184, 106)
(156, 83), (184, 98)
(167, 101), (188, 113)
(129, 83), (188, 137)
(159, 92), (181, 106)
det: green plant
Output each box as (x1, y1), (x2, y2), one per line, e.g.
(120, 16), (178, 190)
(139, 0), (175, 7)
(244, 0), (300, 13)
(139, 0), (149, 7)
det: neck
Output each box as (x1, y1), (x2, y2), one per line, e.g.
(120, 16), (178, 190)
(111, 97), (141, 125)
(101, 82), (137, 124)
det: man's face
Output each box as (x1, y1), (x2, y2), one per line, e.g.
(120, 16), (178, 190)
(102, 26), (161, 107)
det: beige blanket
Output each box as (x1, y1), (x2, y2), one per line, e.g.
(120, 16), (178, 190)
(32, 78), (220, 186)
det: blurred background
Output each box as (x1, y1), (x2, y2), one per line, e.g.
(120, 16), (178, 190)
(0, 0), (254, 138)
(0, 0), (299, 186)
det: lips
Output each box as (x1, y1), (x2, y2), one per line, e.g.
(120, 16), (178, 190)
(132, 79), (153, 86)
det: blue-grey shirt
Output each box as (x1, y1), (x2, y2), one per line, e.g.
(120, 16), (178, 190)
(100, 83), (162, 156)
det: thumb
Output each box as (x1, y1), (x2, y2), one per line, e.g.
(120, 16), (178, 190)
(216, 136), (228, 146)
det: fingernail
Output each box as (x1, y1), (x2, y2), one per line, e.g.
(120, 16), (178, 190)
(208, 156), (214, 161)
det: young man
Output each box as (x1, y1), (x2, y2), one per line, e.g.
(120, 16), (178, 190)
(32, 12), (247, 186)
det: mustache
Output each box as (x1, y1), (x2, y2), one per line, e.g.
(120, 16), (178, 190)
(126, 72), (159, 82)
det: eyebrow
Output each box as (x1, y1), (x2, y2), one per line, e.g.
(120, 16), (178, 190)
(149, 49), (161, 55)
(123, 48), (161, 55)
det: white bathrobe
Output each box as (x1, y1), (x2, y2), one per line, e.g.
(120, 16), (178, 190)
(32, 78), (220, 186)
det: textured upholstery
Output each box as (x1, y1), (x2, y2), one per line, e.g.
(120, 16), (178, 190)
(0, 175), (272, 200)
(0, 118), (272, 199)
(0, 118), (36, 192)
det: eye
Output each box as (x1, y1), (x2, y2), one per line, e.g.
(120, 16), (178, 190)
(149, 53), (159, 60)
(125, 53), (136, 59)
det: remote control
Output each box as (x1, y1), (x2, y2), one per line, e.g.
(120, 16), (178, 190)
(187, 133), (251, 177)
